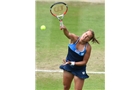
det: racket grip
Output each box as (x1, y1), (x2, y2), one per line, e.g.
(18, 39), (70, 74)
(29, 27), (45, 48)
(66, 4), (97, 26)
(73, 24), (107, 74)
(60, 20), (64, 27)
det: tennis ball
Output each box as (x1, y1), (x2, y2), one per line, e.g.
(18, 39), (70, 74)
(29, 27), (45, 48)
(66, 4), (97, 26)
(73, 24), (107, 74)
(40, 25), (46, 30)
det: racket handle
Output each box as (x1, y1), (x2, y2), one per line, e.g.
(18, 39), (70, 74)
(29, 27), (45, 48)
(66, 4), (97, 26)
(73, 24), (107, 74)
(60, 20), (64, 27)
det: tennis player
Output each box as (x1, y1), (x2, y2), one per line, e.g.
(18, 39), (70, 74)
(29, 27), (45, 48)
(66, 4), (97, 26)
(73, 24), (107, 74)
(59, 25), (99, 90)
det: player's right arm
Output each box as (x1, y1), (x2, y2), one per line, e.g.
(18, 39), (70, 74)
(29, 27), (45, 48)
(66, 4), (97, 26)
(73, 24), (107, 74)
(60, 25), (78, 43)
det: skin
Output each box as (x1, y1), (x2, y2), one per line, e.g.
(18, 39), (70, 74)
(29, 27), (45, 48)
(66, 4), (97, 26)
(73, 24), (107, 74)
(60, 25), (93, 90)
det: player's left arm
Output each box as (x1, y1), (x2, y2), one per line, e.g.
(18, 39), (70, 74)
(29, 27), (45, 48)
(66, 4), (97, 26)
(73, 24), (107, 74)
(75, 44), (91, 66)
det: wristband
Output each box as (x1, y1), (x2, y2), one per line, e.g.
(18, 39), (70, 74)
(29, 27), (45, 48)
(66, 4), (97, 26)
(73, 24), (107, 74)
(71, 61), (75, 66)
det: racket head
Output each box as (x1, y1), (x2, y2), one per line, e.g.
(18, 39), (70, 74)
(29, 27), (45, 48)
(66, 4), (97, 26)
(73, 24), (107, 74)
(50, 2), (68, 17)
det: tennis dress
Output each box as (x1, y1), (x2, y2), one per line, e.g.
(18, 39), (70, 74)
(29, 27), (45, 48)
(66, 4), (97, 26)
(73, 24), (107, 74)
(59, 38), (89, 79)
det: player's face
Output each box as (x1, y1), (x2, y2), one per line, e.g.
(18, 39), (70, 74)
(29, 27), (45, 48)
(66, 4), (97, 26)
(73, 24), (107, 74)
(81, 31), (93, 42)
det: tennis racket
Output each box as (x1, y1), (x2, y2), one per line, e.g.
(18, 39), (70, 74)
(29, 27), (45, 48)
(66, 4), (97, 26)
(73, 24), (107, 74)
(50, 2), (68, 27)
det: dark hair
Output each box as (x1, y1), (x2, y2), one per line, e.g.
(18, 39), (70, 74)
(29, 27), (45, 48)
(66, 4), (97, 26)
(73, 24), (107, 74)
(88, 30), (100, 44)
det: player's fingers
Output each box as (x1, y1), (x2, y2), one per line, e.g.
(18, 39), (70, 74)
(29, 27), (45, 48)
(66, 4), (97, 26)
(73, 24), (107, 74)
(66, 61), (71, 64)
(63, 59), (66, 63)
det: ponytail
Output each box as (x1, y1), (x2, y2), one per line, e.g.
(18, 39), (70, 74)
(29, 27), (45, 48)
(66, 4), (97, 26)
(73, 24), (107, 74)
(89, 30), (99, 44)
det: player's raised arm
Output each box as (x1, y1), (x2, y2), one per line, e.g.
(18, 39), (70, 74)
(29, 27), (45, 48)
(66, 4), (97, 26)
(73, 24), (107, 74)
(60, 25), (77, 41)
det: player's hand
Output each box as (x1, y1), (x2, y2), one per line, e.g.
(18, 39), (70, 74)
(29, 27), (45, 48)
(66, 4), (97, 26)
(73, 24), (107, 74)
(63, 59), (66, 64)
(65, 61), (71, 65)
(63, 59), (71, 65)
(60, 25), (66, 30)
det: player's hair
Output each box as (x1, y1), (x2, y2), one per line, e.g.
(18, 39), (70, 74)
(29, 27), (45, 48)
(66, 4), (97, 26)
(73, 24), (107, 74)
(88, 30), (100, 44)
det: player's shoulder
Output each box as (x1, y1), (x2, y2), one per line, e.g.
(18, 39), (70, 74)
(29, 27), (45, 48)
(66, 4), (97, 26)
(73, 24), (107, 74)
(86, 42), (92, 50)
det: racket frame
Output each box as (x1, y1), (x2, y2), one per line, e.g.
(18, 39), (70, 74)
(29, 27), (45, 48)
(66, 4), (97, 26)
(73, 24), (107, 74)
(50, 2), (68, 26)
